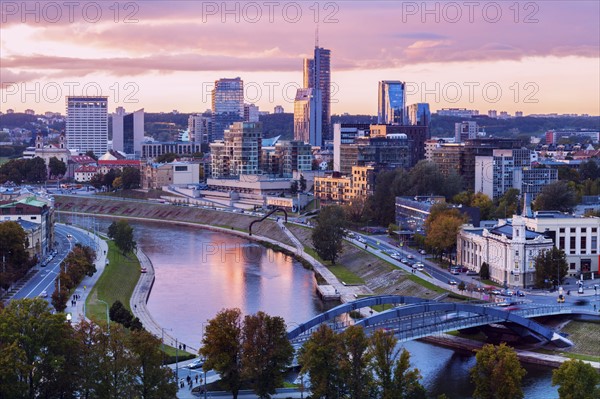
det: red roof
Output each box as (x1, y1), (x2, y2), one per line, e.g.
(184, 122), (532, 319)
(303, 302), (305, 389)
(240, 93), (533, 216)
(75, 165), (98, 173)
(71, 155), (96, 164)
(98, 160), (141, 166)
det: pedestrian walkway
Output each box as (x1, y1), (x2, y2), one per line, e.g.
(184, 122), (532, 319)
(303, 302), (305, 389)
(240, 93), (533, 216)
(64, 226), (109, 325)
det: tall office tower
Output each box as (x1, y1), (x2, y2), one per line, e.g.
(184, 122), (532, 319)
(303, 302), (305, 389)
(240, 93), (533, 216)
(211, 77), (244, 141)
(188, 114), (212, 144)
(244, 103), (260, 122)
(303, 47), (331, 143)
(112, 107), (144, 156)
(66, 96), (108, 156)
(407, 103), (431, 126)
(378, 81), (406, 125)
(294, 88), (322, 147)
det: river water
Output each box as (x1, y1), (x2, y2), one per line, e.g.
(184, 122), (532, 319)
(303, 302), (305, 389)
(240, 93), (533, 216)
(73, 216), (558, 398)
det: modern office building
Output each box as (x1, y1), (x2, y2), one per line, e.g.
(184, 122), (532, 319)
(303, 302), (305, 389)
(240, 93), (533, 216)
(112, 107), (144, 156)
(475, 149), (557, 200)
(454, 121), (480, 143)
(303, 46), (331, 142)
(407, 103), (431, 126)
(294, 88), (322, 146)
(333, 123), (371, 172)
(210, 121), (262, 178)
(188, 114), (212, 144)
(370, 124), (429, 166)
(378, 81), (406, 125)
(141, 141), (203, 160)
(66, 96), (108, 156)
(211, 77), (244, 141)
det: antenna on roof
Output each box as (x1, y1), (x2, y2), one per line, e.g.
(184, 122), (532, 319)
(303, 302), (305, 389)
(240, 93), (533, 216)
(315, 24), (319, 47)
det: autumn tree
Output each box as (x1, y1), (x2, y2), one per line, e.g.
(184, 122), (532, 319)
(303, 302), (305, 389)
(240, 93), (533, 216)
(470, 343), (526, 399)
(552, 359), (600, 399)
(241, 311), (294, 398)
(424, 204), (468, 258)
(534, 247), (568, 289)
(311, 205), (347, 264)
(200, 308), (243, 399)
(0, 221), (32, 290)
(298, 324), (344, 398)
(494, 188), (520, 218)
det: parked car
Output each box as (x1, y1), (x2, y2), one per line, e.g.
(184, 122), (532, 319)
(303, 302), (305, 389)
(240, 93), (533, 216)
(187, 358), (204, 369)
(39, 290), (48, 298)
(140, 267), (147, 273)
(419, 249), (427, 255)
(401, 258), (408, 264)
(407, 254), (415, 259)
(448, 279), (457, 285)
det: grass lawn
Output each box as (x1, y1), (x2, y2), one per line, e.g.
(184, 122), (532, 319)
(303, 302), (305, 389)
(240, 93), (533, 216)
(98, 189), (165, 200)
(86, 240), (140, 323)
(303, 245), (365, 285)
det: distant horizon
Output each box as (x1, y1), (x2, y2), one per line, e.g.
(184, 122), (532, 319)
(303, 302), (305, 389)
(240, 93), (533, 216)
(1, 1), (598, 115)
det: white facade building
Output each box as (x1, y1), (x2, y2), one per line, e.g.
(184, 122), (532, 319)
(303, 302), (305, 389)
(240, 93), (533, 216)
(66, 96), (108, 156)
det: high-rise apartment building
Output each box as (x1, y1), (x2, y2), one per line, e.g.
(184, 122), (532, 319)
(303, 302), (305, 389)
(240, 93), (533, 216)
(188, 114), (212, 144)
(294, 88), (322, 146)
(66, 96), (108, 156)
(378, 81), (406, 125)
(211, 77), (244, 141)
(244, 103), (260, 122)
(112, 107), (144, 156)
(303, 47), (331, 142)
(455, 121), (480, 142)
(210, 121), (262, 178)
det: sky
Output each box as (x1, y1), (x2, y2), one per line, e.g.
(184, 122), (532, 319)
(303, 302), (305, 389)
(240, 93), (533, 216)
(1, 0), (599, 115)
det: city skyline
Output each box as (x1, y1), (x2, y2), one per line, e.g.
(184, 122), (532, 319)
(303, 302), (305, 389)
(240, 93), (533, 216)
(1, 1), (599, 115)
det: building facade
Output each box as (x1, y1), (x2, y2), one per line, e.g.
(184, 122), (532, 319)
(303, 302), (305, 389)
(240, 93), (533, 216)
(0, 196), (54, 257)
(112, 107), (144, 156)
(66, 96), (108, 156)
(304, 47), (331, 141)
(211, 78), (244, 141)
(209, 122), (262, 178)
(293, 88), (322, 146)
(141, 141), (203, 160)
(378, 81), (406, 125)
(406, 103), (431, 126)
(188, 114), (212, 144)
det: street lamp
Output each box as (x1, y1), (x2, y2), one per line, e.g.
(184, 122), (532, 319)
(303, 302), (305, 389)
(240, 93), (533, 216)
(161, 327), (172, 366)
(97, 299), (110, 333)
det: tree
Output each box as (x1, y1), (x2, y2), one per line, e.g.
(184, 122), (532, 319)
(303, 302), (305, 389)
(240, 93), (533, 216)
(107, 220), (137, 254)
(0, 221), (32, 290)
(298, 324), (343, 399)
(109, 300), (133, 328)
(85, 150), (99, 161)
(0, 298), (80, 399)
(480, 262), (490, 280)
(26, 157), (48, 183)
(121, 167), (141, 189)
(534, 247), (568, 289)
(112, 176), (124, 190)
(424, 205), (468, 257)
(471, 192), (494, 220)
(534, 181), (578, 213)
(290, 180), (299, 195)
(552, 359), (600, 399)
(103, 168), (121, 188)
(299, 174), (307, 192)
(200, 308), (243, 399)
(495, 188), (520, 218)
(241, 312), (294, 398)
(344, 196), (369, 223)
(90, 173), (104, 189)
(311, 205), (347, 264)
(156, 153), (178, 163)
(339, 325), (373, 399)
(579, 160), (600, 181)
(470, 343), (526, 399)
(48, 156), (67, 178)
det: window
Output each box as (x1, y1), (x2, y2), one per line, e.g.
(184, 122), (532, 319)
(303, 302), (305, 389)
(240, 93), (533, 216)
(559, 228), (565, 233)
(559, 236), (565, 249)
(570, 228), (576, 233)
(581, 236), (587, 253)
(30, 216), (37, 220)
(570, 236), (576, 254)
(570, 263), (576, 270)
(592, 236), (597, 254)
(593, 227), (597, 233)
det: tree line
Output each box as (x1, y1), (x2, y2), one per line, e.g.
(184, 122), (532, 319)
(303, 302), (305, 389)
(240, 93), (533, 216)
(51, 244), (97, 312)
(0, 221), (37, 291)
(0, 298), (177, 399)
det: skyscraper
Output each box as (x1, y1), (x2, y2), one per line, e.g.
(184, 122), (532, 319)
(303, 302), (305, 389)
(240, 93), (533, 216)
(378, 81), (406, 125)
(112, 107), (144, 156)
(211, 77), (244, 141)
(407, 103), (431, 126)
(303, 47), (331, 143)
(294, 88), (322, 147)
(188, 114), (212, 144)
(66, 96), (108, 156)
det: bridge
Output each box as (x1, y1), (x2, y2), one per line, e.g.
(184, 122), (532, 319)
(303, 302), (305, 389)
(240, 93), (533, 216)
(288, 295), (600, 347)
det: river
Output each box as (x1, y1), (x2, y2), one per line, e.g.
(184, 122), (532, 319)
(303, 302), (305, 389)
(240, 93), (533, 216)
(70, 215), (559, 398)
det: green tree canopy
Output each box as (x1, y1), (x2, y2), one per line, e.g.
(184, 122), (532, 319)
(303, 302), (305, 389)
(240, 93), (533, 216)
(534, 247), (568, 289)
(121, 167), (141, 189)
(48, 156), (67, 178)
(533, 181), (578, 213)
(0, 221), (32, 289)
(552, 359), (600, 399)
(156, 153), (178, 163)
(107, 220), (136, 254)
(311, 205), (347, 264)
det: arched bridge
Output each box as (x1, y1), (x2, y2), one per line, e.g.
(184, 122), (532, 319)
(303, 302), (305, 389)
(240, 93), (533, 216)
(249, 207), (287, 236)
(288, 295), (600, 347)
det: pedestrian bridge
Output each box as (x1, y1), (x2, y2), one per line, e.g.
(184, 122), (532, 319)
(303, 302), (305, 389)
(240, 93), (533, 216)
(288, 295), (599, 347)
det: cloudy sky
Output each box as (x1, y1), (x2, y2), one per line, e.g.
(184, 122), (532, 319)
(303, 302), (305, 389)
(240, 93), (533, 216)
(1, 1), (599, 115)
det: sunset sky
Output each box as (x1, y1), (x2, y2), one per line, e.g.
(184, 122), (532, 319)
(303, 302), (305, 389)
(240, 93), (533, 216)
(1, 1), (599, 115)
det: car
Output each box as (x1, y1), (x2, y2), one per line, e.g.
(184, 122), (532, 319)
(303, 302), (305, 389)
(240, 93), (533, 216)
(466, 270), (479, 276)
(407, 254), (414, 259)
(66, 234), (73, 238)
(39, 290), (48, 298)
(516, 291), (526, 297)
(419, 249), (427, 255)
(187, 358), (204, 369)
(140, 267), (147, 273)
(401, 258), (408, 264)
(451, 269), (460, 275)
(416, 265), (424, 271)
(557, 294), (565, 303)
(391, 252), (402, 260)
(448, 279), (457, 285)
(490, 290), (501, 295)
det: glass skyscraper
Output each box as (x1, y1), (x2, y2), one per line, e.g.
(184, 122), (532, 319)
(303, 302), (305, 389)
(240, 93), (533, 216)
(378, 81), (406, 125)
(303, 47), (331, 144)
(407, 103), (431, 126)
(211, 77), (244, 141)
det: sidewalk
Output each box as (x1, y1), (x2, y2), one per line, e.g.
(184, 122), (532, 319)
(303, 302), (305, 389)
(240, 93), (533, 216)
(64, 226), (109, 325)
